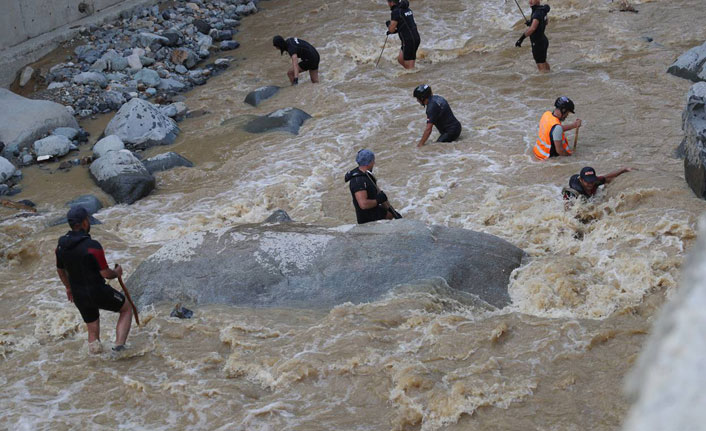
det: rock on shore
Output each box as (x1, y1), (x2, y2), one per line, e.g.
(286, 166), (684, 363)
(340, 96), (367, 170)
(127, 218), (525, 309)
(0, 89), (78, 160)
(681, 82), (706, 198)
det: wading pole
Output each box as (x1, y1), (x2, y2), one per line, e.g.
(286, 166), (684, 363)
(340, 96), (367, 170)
(117, 273), (140, 326)
(375, 34), (389, 68)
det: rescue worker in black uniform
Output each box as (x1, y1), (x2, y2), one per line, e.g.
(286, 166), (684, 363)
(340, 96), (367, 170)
(413, 84), (462, 147)
(386, 0), (420, 69)
(562, 166), (635, 200)
(273, 35), (320, 84)
(515, 0), (551, 72)
(55, 207), (133, 354)
(344, 149), (396, 224)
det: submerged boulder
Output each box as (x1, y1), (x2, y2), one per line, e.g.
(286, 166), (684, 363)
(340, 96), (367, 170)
(49, 195), (103, 227)
(667, 41), (706, 82)
(104, 98), (179, 151)
(89, 149), (155, 204)
(0, 89), (79, 160)
(244, 86), (280, 107)
(142, 152), (193, 174)
(682, 83), (706, 198)
(127, 219), (525, 309)
(244, 107), (311, 135)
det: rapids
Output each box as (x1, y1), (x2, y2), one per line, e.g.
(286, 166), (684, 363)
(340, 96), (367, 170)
(1, 0), (706, 429)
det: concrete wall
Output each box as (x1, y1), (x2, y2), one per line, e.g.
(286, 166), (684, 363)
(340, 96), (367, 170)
(0, 0), (159, 88)
(0, 0), (130, 51)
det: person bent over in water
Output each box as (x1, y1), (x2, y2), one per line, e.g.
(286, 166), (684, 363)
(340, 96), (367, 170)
(273, 35), (320, 85)
(345, 149), (396, 224)
(515, 0), (551, 72)
(386, 0), (420, 69)
(563, 166), (635, 200)
(55, 207), (132, 354)
(533, 96), (581, 160)
(413, 84), (462, 147)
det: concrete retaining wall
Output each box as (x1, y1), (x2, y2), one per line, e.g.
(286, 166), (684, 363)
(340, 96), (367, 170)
(0, 0), (160, 88)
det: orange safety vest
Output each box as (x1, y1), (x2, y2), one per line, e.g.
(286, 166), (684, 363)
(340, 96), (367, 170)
(534, 111), (571, 160)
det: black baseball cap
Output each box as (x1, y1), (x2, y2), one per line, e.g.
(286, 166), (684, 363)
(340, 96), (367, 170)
(580, 167), (599, 183)
(67, 206), (89, 227)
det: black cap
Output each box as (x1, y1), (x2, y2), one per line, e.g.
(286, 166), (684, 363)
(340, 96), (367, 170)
(580, 167), (599, 183)
(273, 35), (286, 54)
(67, 206), (89, 227)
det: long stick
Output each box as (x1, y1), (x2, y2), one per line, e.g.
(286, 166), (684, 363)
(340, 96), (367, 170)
(513, 0), (529, 22)
(118, 275), (140, 326)
(364, 171), (402, 219)
(573, 126), (580, 151)
(375, 35), (389, 68)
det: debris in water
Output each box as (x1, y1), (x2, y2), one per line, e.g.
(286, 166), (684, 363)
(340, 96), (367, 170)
(170, 303), (193, 319)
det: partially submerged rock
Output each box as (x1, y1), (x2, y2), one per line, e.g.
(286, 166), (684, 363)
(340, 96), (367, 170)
(89, 149), (155, 204)
(244, 86), (280, 107)
(49, 195), (103, 226)
(127, 219), (525, 309)
(243, 107), (311, 135)
(667, 41), (706, 83)
(142, 152), (193, 174)
(0, 89), (79, 159)
(681, 82), (706, 198)
(104, 98), (180, 150)
(263, 209), (293, 223)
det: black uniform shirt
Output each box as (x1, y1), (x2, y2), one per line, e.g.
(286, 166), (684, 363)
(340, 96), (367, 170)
(426, 95), (461, 135)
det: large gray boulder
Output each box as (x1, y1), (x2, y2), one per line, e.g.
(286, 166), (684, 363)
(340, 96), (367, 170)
(682, 83), (706, 198)
(667, 41), (706, 82)
(104, 98), (180, 151)
(142, 152), (194, 174)
(0, 89), (79, 159)
(92, 135), (125, 158)
(244, 86), (280, 107)
(244, 107), (311, 135)
(127, 219), (525, 309)
(622, 215), (706, 431)
(89, 149), (155, 204)
(0, 156), (16, 183)
(32, 135), (72, 158)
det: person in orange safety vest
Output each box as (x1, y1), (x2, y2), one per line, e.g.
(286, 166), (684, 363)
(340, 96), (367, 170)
(533, 96), (582, 160)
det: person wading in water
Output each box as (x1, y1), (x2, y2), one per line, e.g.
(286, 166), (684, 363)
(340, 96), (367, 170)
(515, 0), (551, 72)
(345, 149), (399, 224)
(272, 35), (320, 85)
(385, 0), (420, 69)
(55, 207), (133, 354)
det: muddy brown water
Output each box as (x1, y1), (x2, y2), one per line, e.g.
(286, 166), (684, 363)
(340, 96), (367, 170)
(1, 0), (706, 429)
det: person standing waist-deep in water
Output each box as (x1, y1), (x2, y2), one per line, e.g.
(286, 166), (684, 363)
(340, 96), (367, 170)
(272, 35), (320, 85)
(345, 149), (396, 224)
(413, 84), (462, 147)
(55, 207), (133, 354)
(534, 96), (581, 160)
(515, 0), (551, 72)
(386, 0), (420, 69)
